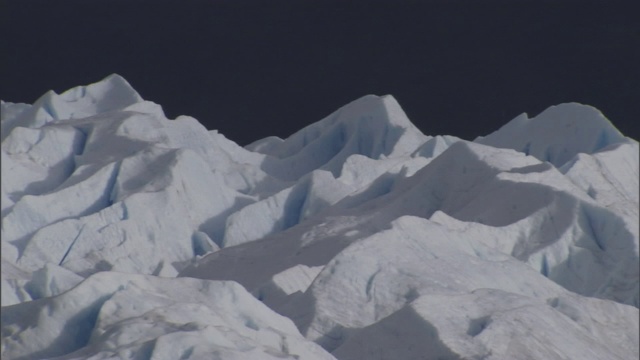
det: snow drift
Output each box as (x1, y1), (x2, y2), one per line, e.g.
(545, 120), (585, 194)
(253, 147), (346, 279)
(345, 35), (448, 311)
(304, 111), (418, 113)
(2, 74), (638, 359)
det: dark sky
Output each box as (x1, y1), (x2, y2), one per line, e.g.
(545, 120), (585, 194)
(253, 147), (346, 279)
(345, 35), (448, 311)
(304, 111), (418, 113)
(2, 0), (639, 145)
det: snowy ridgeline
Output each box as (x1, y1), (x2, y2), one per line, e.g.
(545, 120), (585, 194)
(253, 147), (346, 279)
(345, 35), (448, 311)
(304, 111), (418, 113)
(1, 74), (638, 360)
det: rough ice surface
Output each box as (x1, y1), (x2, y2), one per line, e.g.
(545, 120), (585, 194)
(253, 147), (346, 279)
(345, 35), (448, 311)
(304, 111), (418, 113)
(2, 74), (638, 359)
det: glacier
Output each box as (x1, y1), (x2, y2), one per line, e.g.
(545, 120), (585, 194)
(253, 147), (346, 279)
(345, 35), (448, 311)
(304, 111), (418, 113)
(1, 74), (638, 360)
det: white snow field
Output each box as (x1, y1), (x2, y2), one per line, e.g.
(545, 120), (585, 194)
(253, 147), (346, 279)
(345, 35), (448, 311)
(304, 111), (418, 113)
(1, 74), (638, 359)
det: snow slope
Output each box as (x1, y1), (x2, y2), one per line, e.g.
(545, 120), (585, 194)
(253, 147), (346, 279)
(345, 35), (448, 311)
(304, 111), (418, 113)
(2, 75), (638, 359)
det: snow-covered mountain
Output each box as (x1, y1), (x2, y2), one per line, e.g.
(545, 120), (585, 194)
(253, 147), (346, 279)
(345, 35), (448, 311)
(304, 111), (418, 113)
(1, 74), (638, 360)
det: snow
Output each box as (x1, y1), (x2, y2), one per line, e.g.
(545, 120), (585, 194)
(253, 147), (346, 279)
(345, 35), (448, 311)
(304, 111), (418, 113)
(1, 74), (143, 142)
(1, 272), (334, 360)
(333, 290), (638, 360)
(2, 74), (638, 359)
(474, 103), (627, 167)
(255, 94), (428, 181)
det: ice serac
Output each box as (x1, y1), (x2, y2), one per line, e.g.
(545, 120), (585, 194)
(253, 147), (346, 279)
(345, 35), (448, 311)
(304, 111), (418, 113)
(333, 290), (638, 360)
(182, 139), (638, 357)
(475, 103), (628, 167)
(277, 215), (638, 358)
(2, 75), (639, 360)
(560, 141), (639, 211)
(252, 94), (428, 181)
(1, 272), (335, 360)
(412, 134), (460, 158)
(364, 141), (639, 307)
(1, 75), (267, 278)
(222, 169), (355, 248)
(1, 124), (86, 208)
(1, 74), (143, 142)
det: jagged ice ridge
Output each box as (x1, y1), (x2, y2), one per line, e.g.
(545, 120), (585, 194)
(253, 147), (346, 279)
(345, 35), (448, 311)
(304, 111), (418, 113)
(1, 74), (638, 359)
